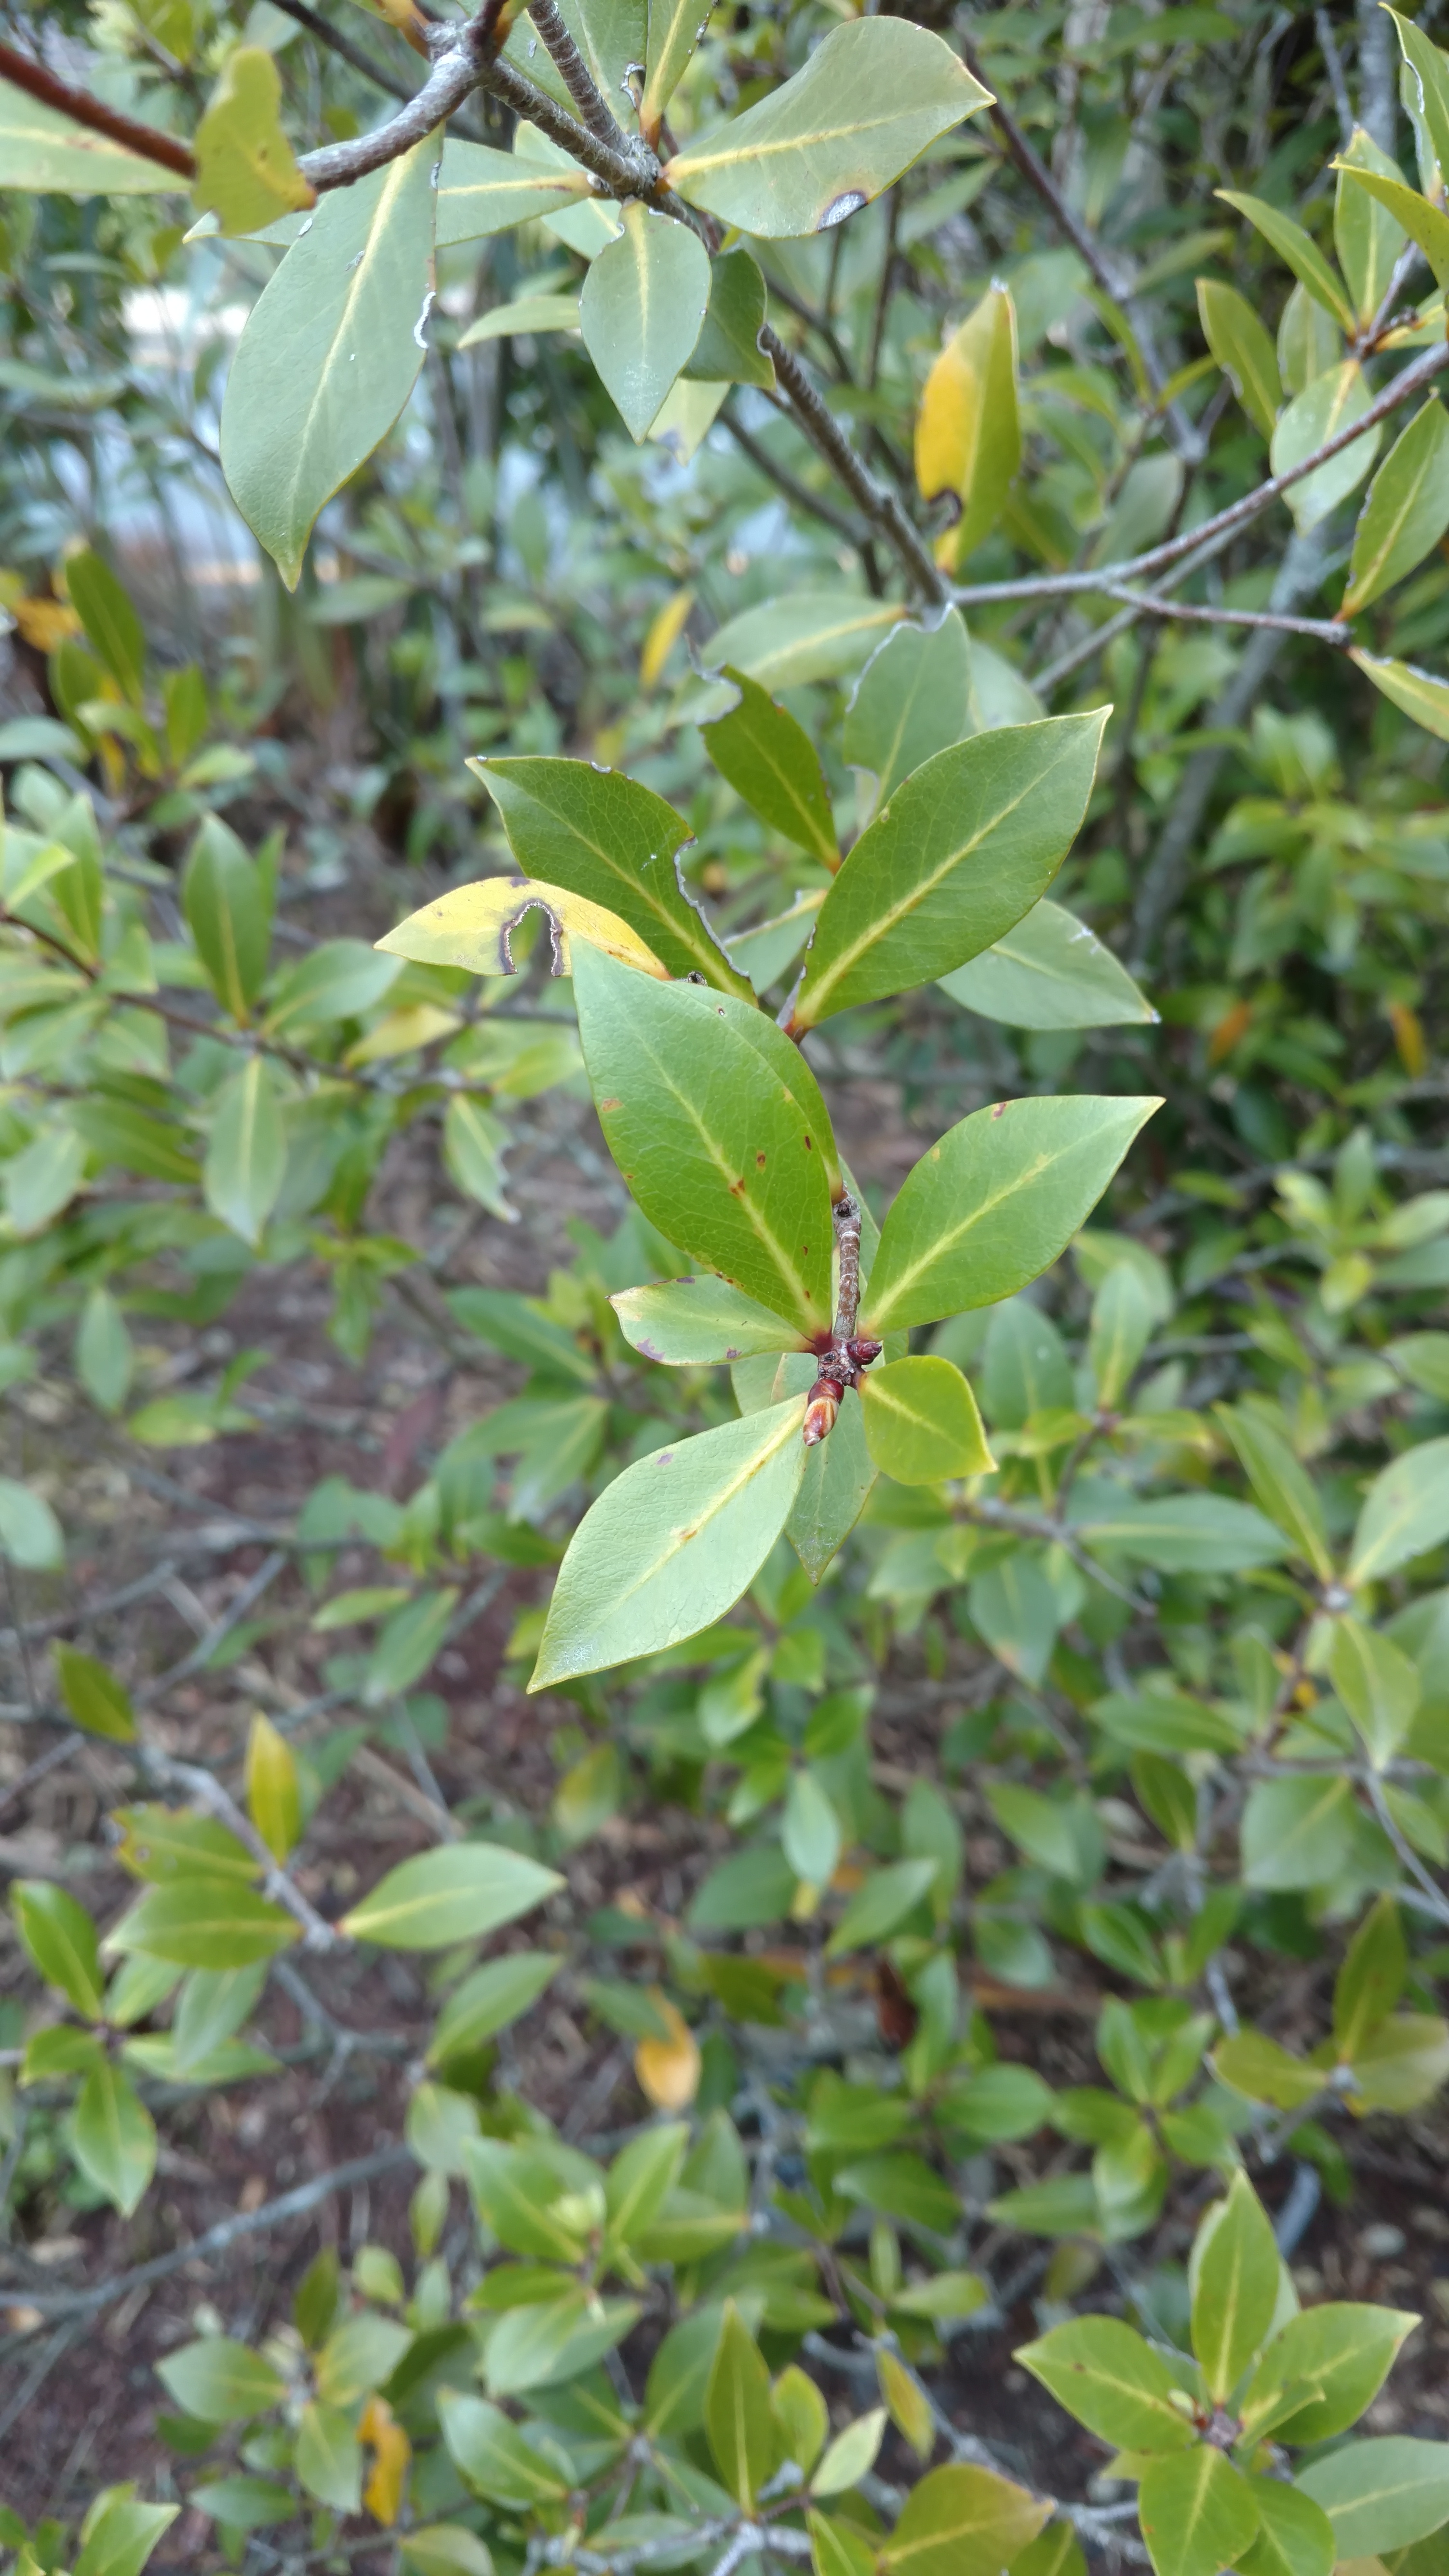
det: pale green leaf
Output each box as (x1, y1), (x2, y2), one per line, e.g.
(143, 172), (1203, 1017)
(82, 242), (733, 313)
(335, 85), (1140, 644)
(341, 1843), (563, 1949)
(860, 1354), (994, 1483)
(580, 201), (711, 441)
(939, 897), (1156, 1031)
(530, 1398), (808, 1688)
(1343, 399), (1449, 614)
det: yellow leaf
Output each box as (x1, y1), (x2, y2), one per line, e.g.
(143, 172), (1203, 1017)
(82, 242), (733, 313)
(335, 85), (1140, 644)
(914, 287), (1020, 572)
(360, 2394), (411, 2525)
(634, 1993), (701, 2109)
(376, 875), (670, 982)
(1388, 998), (1427, 1076)
(641, 586), (696, 687)
(245, 1712), (301, 1863)
(878, 2348), (935, 2461)
(194, 48), (316, 238)
(13, 597), (82, 650)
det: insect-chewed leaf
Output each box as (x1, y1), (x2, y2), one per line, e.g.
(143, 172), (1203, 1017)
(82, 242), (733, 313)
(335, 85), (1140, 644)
(469, 756), (749, 994)
(378, 875), (668, 980)
(665, 20), (990, 238)
(573, 942), (836, 1333)
(860, 1095), (1160, 1335)
(612, 1275), (808, 1366)
(219, 136), (436, 587)
(861, 1355), (994, 1483)
(792, 713), (1107, 1028)
(530, 1397), (809, 1689)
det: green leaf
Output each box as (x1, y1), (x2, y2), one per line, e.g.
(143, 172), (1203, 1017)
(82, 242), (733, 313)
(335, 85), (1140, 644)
(469, 757), (749, 994)
(642, 0), (711, 137)
(110, 1879), (299, 1968)
(1270, 360), (1380, 535)
(812, 2512), (878, 2576)
(708, 590), (906, 690)
(457, 292), (581, 346)
(792, 713), (1108, 1029)
(76, 1286), (135, 1415)
(401, 2533), (497, 2576)
(1245, 2305), (1420, 2447)
(1388, 9), (1449, 183)
(219, 135), (437, 587)
(573, 944), (835, 1332)
(204, 1055), (287, 1248)
(172, 1961), (268, 2075)
(683, 249), (775, 389)
(860, 1095), (1158, 1336)
(825, 1857), (939, 1956)
(438, 2391), (571, 2507)
(1330, 1617), (1420, 1767)
(1068, 1481), (1288, 1575)
(1343, 399), (1449, 614)
(193, 46), (314, 237)
(782, 1769), (842, 1891)
(667, 21), (990, 237)
(0, 1473), (65, 1570)
(65, 551), (145, 705)
(940, 897), (1156, 1031)
(1211, 2030), (1325, 2112)
(1196, 278), (1282, 439)
(845, 608), (974, 806)
(1334, 1897), (1409, 2060)
(1241, 1775), (1358, 1891)
(882, 2463), (1051, 2576)
(1236, 2481), (1335, 2576)
(1138, 2450), (1260, 2576)
(435, 137), (589, 244)
(1017, 2318), (1196, 2452)
(1295, 2441), (1449, 2556)
(531, 1396), (808, 1688)
(1087, 1263), (1155, 1409)
(612, 1275), (805, 1365)
(341, 1842), (563, 1950)
(915, 285), (1021, 569)
(0, 72), (177, 192)
(450, 1286), (599, 1384)
(1335, 161), (1449, 291)
(1214, 1406), (1335, 1579)
(1350, 1436), (1449, 1582)
(69, 2058), (156, 2216)
(159, 2334), (286, 2423)
(1190, 2172), (1280, 2403)
(184, 815), (273, 1020)
(55, 1649), (137, 1756)
(13, 1880), (105, 2017)
(295, 2402), (363, 2512)
(812, 2409), (886, 2496)
(706, 2300), (775, 2509)
(861, 1354), (995, 1483)
(788, 1354), (878, 1582)
(1352, 648), (1449, 739)
(580, 201), (711, 440)
(1335, 130), (1409, 322)
(72, 2498), (179, 2576)
(3, 1124), (86, 1239)
(702, 666), (838, 864)
(1347, 2012), (1449, 2112)
(428, 1951), (561, 2065)
(605, 2121), (688, 2248)
(188, 2477), (292, 2536)
(1217, 191), (1355, 327)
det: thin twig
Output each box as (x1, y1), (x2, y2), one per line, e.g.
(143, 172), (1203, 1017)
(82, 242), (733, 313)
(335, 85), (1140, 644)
(724, 409), (872, 550)
(760, 327), (945, 604)
(0, 38), (197, 177)
(264, 0), (416, 101)
(3, 2147), (416, 2332)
